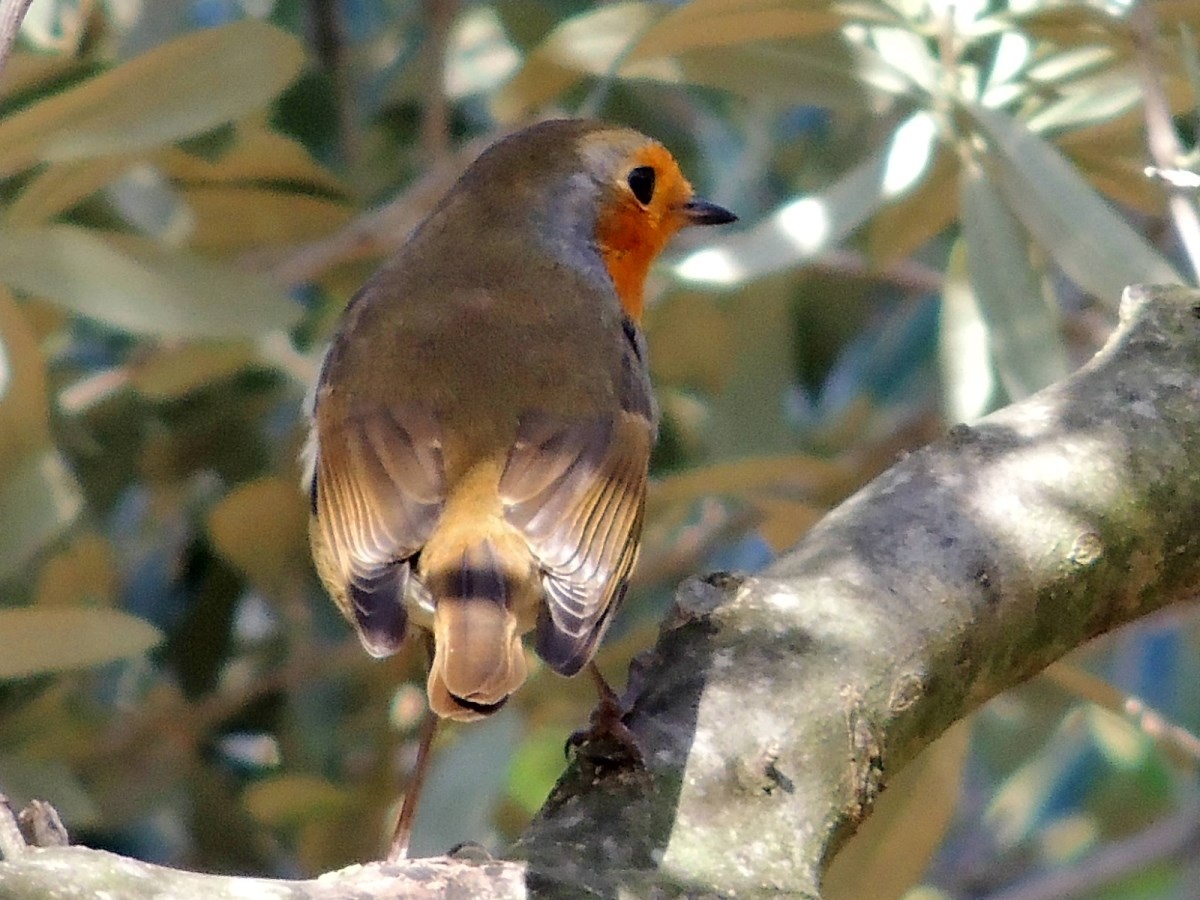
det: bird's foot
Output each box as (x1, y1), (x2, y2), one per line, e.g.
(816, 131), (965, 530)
(565, 663), (644, 769)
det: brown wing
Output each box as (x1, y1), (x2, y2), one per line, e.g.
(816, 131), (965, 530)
(310, 403), (444, 657)
(499, 315), (656, 676)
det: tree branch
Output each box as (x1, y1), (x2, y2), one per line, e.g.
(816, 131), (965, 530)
(3, 284), (1200, 896)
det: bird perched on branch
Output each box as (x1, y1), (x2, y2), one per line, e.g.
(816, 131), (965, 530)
(304, 118), (735, 856)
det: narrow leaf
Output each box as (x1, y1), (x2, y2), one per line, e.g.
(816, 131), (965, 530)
(0, 226), (301, 339)
(960, 161), (1071, 399)
(969, 104), (1182, 304)
(675, 113), (932, 286)
(0, 21), (304, 177)
(0, 608), (162, 680)
(940, 240), (997, 422)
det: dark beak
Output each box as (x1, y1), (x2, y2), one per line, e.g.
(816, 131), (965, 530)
(682, 198), (738, 226)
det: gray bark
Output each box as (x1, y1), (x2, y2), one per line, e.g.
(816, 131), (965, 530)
(3, 284), (1200, 897)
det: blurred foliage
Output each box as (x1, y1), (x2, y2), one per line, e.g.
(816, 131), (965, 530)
(1, 0), (1199, 894)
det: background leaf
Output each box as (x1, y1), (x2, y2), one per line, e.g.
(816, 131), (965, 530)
(0, 21), (304, 176)
(0, 608), (162, 679)
(0, 226), (301, 339)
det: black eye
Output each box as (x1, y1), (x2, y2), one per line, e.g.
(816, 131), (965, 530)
(627, 166), (655, 205)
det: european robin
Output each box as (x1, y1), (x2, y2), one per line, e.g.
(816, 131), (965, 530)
(305, 118), (735, 747)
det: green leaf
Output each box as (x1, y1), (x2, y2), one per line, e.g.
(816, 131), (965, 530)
(0, 226), (301, 339)
(1025, 70), (1141, 135)
(0, 452), (83, 579)
(0, 607), (162, 679)
(940, 239), (998, 422)
(0, 21), (304, 177)
(960, 161), (1071, 399)
(968, 104), (1182, 304)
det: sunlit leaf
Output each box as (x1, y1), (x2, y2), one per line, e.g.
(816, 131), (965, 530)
(867, 144), (960, 266)
(157, 125), (345, 194)
(0, 21), (304, 177)
(0, 226), (301, 339)
(868, 25), (938, 93)
(630, 0), (842, 60)
(0, 51), (87, 103)
(181, 187), (354, 253)
(969, 104), (1182, 304)
(1025, 46), (1118, 86)
(941, 240), (998, 423)
(649, 41), (900, 106)
(207, 477), (310, 592)
(4, 157), (131, 227)
(0, 607), (162, 679)
(960, 161), (1070, 399)
(1025, 70), (1142, 135)
(676, 113), (933, 287)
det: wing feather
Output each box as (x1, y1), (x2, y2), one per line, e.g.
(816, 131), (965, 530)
(311, 404), (444, 655)
(500, 411), (651, 676)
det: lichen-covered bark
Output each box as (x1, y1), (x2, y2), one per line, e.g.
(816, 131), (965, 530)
(3, 285), (1200, 897)
(516, 284), (1200, 896)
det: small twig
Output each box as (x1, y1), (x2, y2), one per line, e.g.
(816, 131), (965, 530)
(1043, 660), (1200, 771)
(308, 0), (359, 168)
(387, 706), (439, 862)
(1129, 2), (1200, 283)
(0, 0), (36, 80)
(987, 790), (1200, 900)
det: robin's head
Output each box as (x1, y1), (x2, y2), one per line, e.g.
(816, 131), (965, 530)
(441, 120), (737, 320)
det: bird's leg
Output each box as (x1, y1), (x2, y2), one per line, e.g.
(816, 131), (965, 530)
(566, 661), (644, 767)
(386, 637), (440, 862)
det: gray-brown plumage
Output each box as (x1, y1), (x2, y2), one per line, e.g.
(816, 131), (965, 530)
(305, 119), (735, 721)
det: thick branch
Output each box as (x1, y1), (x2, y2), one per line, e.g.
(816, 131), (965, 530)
(515, 284), (1200, 895)
(3, 285), (1200, 896)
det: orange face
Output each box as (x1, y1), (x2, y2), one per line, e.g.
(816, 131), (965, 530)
(593, 143), (698, 323)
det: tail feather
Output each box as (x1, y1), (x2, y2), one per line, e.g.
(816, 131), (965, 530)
(426, 541), (528, 721)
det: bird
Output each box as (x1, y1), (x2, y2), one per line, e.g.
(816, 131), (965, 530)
(303, 118), (735, 854)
